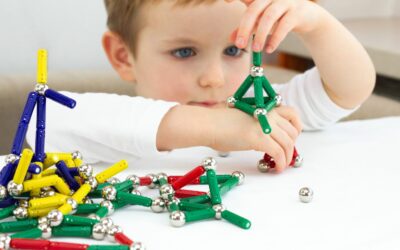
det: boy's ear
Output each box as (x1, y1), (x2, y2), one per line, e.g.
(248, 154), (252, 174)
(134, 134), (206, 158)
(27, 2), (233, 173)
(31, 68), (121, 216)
(102, 31), (136, 82)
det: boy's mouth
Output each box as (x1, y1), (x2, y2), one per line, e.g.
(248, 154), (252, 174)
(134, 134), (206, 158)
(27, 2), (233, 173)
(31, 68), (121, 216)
(188, 101), (225, 108)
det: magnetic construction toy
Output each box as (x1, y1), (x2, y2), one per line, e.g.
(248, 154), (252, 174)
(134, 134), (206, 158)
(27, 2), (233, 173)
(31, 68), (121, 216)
(226, 51), (303, 172)
(0, 50), (250, 250)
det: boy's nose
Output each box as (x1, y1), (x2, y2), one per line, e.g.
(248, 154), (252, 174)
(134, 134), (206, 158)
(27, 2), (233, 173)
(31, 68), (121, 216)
(198, 62), (225, 88)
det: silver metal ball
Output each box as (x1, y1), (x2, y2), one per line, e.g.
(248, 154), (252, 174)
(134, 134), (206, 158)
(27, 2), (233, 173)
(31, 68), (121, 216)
(47, 209), (63, 227)
(7, 181), (23, 196)
(274, 94), (283, 107)
(0, 234), (11, 250)
(146, 174), (158, 189)
(299, 187), (313, 203)
(106, 224), (123, 241)
(38, 223), (52, 239)
(18, 199), (29, 208)
(212, 204), (226, 220)
(4, 154), (19, 164)
(202, 157), (217, 170)
(43, 190), (56, 197)
(78, 164), (93, 179)
(157, 172), (168, 182)
(125, 174), (141, 188)
(71, 150), (83, 160)
(100, 217), (114, 228)
(131, 242), (146, 250)
(151, 197), (165, 213)
(253, 108), (267, 119)
(250, 66), (264, 77)
(39, 191), (47, 198)
(131, 189), (142, 196)
(92, 223), (107, 240)
(39, 187), (56, 198)
(169, 210), (186, 227)
(13, 207), (28, 220)
(257, 159), (272, 173)
(40, 187), (54, 194)
(226, 96), (237, 108)
(159, 184), (175, 200)
(83, 197), (94, 204)
(0, 186), (7, 199)
(100, 200), (115, 215)
(166, 197), (180, 212)
(85, 176), (98, 191)
(231, 171), (245, 185)
(88, 214), (101, 221)
(293, 155), (303, 168)
(66, 198), (78, 214)
(38, 216), (49, 226)
(107, 177), (120, 185)
(102, 185), (117, 201)
(34, 83), (48, 95)
(217, 151), (230, 157)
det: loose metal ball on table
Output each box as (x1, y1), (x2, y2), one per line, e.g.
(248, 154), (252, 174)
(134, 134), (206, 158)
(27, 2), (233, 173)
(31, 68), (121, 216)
(299, 187), (313, 203)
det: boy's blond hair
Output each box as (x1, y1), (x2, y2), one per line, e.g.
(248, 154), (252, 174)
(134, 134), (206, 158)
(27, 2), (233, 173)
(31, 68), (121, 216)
(104, 0), (216, 56)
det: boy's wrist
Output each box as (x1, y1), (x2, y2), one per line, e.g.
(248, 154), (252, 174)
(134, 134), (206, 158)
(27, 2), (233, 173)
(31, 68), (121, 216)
(294, 2), (331, 38)
(156, 105), (215, 151)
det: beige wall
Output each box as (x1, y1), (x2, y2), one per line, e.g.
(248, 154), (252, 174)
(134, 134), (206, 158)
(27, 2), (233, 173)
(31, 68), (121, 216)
(395, 1), (400, 17)
(318, 0), (398, 19)
(0, 0), (110, 74)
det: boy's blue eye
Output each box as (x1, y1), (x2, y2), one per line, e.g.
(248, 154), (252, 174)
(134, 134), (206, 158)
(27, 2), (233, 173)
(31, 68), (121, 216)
(224, 45), (243, 57)
(172, 48), (196, 58)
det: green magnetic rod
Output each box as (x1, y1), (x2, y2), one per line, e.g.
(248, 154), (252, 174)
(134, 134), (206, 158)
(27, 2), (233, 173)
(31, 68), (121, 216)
(228, 51), (281, 134)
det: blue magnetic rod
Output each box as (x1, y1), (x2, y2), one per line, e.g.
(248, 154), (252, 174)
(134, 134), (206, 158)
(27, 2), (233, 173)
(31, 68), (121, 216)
(11, 92), (38, 155)
(44, 89), (76, 109)
(34, 95), (46, 162)
(0, 163), (17, 186)
(55, 161), (80, 191)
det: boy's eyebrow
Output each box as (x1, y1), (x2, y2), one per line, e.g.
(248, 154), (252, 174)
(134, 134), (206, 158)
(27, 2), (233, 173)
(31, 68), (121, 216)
(160, 37), (200, 45)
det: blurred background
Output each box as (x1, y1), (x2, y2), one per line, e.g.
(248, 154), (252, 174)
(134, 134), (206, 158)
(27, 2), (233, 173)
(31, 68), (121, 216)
(0, 0), (399, 154)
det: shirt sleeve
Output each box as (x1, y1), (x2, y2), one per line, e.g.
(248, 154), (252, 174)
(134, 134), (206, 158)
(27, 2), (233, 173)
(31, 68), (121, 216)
(272, 67), (359, 131)
(26, 92), (179, 163)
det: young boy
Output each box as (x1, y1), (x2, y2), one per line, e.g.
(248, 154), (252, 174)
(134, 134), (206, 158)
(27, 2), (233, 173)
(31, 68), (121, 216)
(26, 0), (375, 171)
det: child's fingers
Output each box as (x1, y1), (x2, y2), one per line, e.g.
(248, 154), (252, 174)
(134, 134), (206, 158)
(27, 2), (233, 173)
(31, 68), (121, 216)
(276, 115), (299, 142)
(230, 28), (239, 43)
(270, 124), (294, 169)
(274, 106), (303, 134)
(257, 136), (286, 171)
(266, 11), (297, 53)
(235, 0), (272, 49)
(253, 2), (289, 51)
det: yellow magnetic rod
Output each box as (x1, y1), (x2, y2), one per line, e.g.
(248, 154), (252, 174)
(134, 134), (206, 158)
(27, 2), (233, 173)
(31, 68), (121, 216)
(37, 49), (47, 84)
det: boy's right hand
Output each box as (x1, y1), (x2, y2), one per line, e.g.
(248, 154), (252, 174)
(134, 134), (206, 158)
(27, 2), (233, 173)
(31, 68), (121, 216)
(209, 106), (302, 171)
(157, 104), (302, 172)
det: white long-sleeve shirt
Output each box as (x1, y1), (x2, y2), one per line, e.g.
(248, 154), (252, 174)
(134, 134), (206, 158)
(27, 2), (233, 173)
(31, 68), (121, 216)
(26, 67), (357, 163)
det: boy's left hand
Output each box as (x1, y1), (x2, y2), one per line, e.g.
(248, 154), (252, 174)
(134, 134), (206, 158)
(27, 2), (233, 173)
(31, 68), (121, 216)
(225, 0), (321, 53)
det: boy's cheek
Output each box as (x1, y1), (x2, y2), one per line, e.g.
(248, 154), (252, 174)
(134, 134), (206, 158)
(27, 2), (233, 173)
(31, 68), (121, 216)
(156, 84), (192, 103)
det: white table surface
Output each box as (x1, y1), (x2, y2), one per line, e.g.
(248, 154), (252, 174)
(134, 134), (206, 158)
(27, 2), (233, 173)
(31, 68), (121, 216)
(1, 116), (400, 250)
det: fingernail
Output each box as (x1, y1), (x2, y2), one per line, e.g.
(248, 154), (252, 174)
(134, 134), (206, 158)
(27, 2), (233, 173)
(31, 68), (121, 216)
(252, 42), (261, 51)
(266, 45), (274, 53)
(236, 36), (244, 48)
